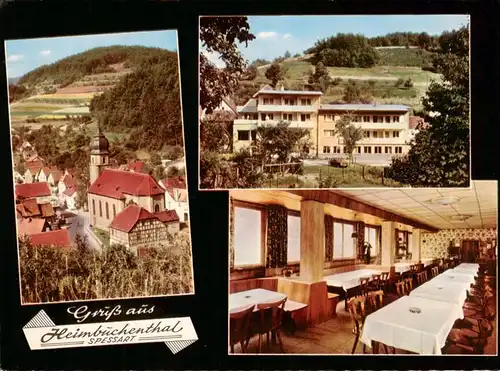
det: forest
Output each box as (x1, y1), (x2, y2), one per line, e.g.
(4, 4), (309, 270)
(89, 51), (183, 151)
(19, 231), (193, 303)
(18, 45), (174, 88)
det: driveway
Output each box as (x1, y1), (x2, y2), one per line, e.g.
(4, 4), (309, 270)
(66, 209), (102, 251)
(304, 154), (393, 167)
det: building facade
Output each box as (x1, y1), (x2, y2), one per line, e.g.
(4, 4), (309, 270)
(233, 86), (413, 161)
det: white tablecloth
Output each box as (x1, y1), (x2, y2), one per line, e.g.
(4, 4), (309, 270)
(323, 269), (381, 290)
(428, 276), (472, 292)
(394, 262), (412, 274)
(360, 296), (463, 354)
(409, 280), (466, 318)
(456, 263), (479, 270)
(453, 267), (478, 276)
(229, 289), (286, 312)
(433, 270), (475, 285)
(421, 258), (434, 267)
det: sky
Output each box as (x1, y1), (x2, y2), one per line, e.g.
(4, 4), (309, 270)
(202, 14), (469, 67)
(5, 29), (178, 78)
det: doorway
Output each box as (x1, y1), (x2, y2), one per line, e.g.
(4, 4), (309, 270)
(461, 240), (479, 263)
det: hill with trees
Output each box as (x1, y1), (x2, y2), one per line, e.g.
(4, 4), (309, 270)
(17, 45), (174, 89)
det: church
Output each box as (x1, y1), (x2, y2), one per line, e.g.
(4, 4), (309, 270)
(87, 128), (174, 238)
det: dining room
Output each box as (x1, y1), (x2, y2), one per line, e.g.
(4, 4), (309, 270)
(228, 180), (497, 355)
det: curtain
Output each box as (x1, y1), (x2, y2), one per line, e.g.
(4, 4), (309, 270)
(229, 197), (235, 270)
(357, 222), (365, 259)
(266, 205), (288, 268)
(324, 215), (334, 261)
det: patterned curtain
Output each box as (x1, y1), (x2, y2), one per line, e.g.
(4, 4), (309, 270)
(266, 205), (288, 268)
(357, 222), (365, 259)
(324, 215), (334, 261)
(229, 197), (235, 270)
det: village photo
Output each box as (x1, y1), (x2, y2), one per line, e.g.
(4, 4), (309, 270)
(228, 181), (497, 354)
(6, 30), (194, 304)
(199, 15), (470, 189)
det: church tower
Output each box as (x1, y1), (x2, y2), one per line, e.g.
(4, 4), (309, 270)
(89, 126), (110, 185)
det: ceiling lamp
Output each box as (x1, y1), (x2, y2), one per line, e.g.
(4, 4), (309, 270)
(430, 196), (460, 206)
(450, 214), (472, 221)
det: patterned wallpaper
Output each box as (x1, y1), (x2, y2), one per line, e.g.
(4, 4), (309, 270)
(421, 228), (497, 258)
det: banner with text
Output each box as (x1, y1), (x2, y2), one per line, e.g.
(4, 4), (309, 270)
(23, 310), (198, 354)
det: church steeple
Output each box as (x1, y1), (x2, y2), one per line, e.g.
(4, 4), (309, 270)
(89, 125), (110, 184)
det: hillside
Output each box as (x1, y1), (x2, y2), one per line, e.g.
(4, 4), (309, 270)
(238, 47), (441, 110)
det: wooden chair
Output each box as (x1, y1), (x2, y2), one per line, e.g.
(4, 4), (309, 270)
(403, 277), (413, 293)
(416, 271), (428, 286)
(229, 304), (255, 353)
(359, 277), (370, 296)
(347, 295), (368, 354)
(254, 298), (287, 353)
(395, 280), (407, 296)
(379, 272), (390, 293)
(367, 290), (385, 312)
(431, 266), (439, 278)
(366, 274), (381, 292)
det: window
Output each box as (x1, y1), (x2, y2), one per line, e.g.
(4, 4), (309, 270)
(184, 213), (188, 221)
(333, 146), (341, 154)
(301, 98), (311, 105)
(92, 199), (95, 215)
(323, 146), (331, 153)
(283, 113), (293, 121)
(260, 113), (267, 121)
(356, 146), (361, 154)
(300, 114), (311, 122)
(113, 204), (116, 218)
(324, 130), (335, 137)
(105, 202), (109, 219)
(363, 131), (370, 138)
(251, 131), (257, 140)
(352, 115), (360, 122)
(408, 232), (413, 254)
(363, 115), (370, 122)
(374, 146), (382, 154)
(373, 116), (380, 123)
(385, 146), (392, 154)
(343, 146), (348, 153)
(287, 214), (300, 262)
(155, 204), (160, 213)
(325, 114), (334, 121)
(263, 98), (270, 105)
(333, 222), (354, 259)
(234, 207), (262, 267)
(395, 146), (403, 154)
(364, 146), (372, 154)
(99, 200), (102, 217)
(392, 115), (399, 123)
(373, 131), (378, 138)
(393, 131), (400, 138)
(238, 130), (250, 141)
(365, 226), (380, 257)
(385, 131), (390, 138)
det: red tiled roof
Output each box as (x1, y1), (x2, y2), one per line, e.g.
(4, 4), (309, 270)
(63, 186), (77, 197)
(16, 199), (41, 218)
(15, 182), (51, 199)
(160, 176), (186, 190)
(17, 218), (47, 236)
(109, 204), (156, 233)
(127, 161), (147, 173)
(89, 169), (164, 199)
(154, 209), (180, 223)
(39, 202), (55, 218)
(28, 229), (72, 248)
(26, 165), (43, 174)
(49, 169), (63, 183)
(61, 172), (75, 187)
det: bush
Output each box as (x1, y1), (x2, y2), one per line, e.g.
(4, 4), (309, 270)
(394, 78), (405, 87)
(404, 78), (414, 88)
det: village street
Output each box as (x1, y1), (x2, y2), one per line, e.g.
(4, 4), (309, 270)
(66, 209), (102, 251)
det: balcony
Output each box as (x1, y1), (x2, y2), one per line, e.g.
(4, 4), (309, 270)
(258, 104), (316, 113)
(258, 120), (314, 129)
(354, 121), (407, 130)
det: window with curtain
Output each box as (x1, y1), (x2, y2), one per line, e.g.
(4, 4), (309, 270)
(234, 207), (262, 267)
(333, 221), (355, 259)
(287, 214), (300, 262)
(365, 226), (380, 256)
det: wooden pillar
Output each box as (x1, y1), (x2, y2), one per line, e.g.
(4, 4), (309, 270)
(300, 200), (325, 282)
(381, 221), (396, 267)
(411, 229), (422, 262)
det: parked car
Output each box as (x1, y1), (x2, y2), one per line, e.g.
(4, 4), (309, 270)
(328, 158), (348, 168)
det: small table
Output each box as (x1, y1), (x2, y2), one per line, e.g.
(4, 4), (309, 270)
(324, 269), (381, 310)
(360, 296), (463, 355)
(394, 262), (412, 274)
(432, 270), (475, 286)
(229, 288), (307, 313)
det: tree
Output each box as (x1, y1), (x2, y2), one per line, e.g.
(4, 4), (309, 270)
(342, 80), (373, 103)
(388, 25), (469, 187)
(200, 110), (235, 153)
(284, 50), (292, 59)
(308, 61), (331, 93)
(335, 114), (364, 164)
(394, 78), (405, 88)
(199, 17), (255, 114)
(150, 152), (162, 166)
(153, 165), (165, 180)
(265, 63), (285, 88)
(404, 78), (414, 89)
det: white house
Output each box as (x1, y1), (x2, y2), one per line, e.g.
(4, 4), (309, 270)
(159, 177), (189, 223)
(62, 186), (78, 210)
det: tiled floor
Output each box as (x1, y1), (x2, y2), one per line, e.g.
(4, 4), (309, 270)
(234, 300), (497, 355)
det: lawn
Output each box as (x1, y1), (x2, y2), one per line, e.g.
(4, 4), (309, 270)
(92, 227), (110, 247)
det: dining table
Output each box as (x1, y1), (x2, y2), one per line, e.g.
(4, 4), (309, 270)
(229, 288), (307, 313)
(360, 295), (463, 355)
(394, 262), (412, 274)
(409, 279), (467, 318)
